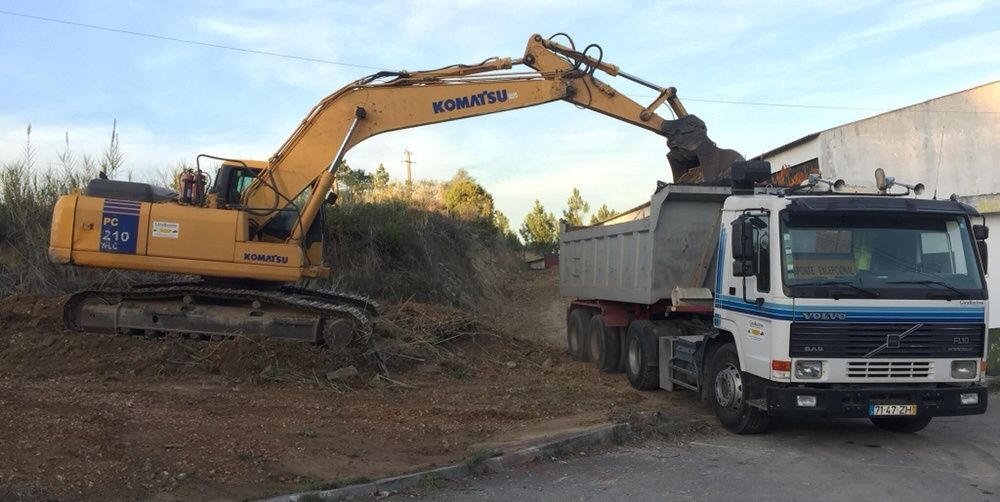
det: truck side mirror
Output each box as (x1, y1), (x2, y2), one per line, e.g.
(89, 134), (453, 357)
(978, 241), (988, 274)
(731, 217), (754, 260)
(974, 224), (989, 241)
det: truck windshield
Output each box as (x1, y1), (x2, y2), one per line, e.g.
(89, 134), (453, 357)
(780, 212), (985, 299)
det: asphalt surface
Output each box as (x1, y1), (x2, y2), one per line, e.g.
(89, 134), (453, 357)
(414, 394), (1000, 501)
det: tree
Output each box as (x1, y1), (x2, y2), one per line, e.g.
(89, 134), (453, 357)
(493, 210), (521, 248)
(589, 204), (619, 224)
(337, 160), (373, 193)
(519, 199), (558, 253)
(443, 168), (494, 221)
(493, 210), (510, 234)
(561, 187), (590, 227)
(373, 162), (390, 190)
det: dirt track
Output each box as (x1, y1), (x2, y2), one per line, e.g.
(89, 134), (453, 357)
(0, 270), (681, 501)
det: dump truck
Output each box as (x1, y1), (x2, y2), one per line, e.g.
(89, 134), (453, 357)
(560, 162), (990, 433)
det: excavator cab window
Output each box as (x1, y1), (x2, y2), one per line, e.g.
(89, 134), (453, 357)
(259, 186), (325, 246)
(212, 164), (262, 208)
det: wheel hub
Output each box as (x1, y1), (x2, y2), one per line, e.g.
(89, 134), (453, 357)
(628, 337), (640, 374)
(714, 363), (743, 411)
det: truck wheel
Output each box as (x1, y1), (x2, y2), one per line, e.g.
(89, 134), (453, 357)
(624, 321), (659, 390)
(870, 416), (932, 433)
(566, 308), (593, 362)
(588, 315), (622, 373)
(709, 343), (769, 434)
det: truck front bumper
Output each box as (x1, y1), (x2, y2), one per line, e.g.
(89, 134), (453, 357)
(765, 384), (988, 418)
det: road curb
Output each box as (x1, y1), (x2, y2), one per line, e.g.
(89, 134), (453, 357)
(261, 421), (631, 501)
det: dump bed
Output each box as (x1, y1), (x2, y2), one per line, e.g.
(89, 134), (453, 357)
(559, 184), (731, 304)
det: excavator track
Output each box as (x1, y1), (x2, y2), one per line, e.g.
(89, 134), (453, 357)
(63, 282), (379, 349)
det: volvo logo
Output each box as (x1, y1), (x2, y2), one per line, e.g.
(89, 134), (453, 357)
(801, 312), (847, 321)
(864, 323), (924, 358)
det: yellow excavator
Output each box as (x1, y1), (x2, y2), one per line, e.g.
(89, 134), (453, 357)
(48, 33), (744, 347)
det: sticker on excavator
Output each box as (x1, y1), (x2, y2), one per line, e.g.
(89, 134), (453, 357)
(100, 199), (140, 254)
(152, 221), (179, 239)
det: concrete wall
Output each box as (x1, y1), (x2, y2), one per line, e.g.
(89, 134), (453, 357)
(959, 194), (1000, 329)
(819, 82), (1000, 196)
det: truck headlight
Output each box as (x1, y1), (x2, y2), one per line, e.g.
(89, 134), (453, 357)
(794, 360), (823, 379)
(951, 360), (978, 379)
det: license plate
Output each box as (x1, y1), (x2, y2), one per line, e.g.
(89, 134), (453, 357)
(869, 404), (917, 416)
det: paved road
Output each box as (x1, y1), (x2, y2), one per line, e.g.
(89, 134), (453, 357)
(416, 397), (1000, 501)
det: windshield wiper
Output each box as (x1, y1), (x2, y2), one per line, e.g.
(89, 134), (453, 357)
(886, 280), (969, 298)
(791, 281), (879, 298)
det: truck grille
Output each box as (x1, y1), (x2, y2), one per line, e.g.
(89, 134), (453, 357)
(790, 323), (984, 359)
(847, 361), (933, 378)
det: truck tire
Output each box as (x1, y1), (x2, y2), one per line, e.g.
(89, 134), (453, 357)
(588, 315), (622, 373)
(624, 321), (659, 390)
(870, 416), (932, 433)
(709, 343), (770, 434)
(566, 308), (593, 362)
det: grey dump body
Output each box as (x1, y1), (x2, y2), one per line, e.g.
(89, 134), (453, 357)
(559, 184), (731, 304)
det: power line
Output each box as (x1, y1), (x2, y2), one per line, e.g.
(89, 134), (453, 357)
(3, 9), (996, 115)
(0, 9), (388, 71)
(627, 94), (999, 114)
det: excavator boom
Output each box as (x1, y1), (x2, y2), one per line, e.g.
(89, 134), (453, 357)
(240, 33), (740, 242)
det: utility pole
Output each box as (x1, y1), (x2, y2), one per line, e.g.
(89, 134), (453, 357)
(402, 149), (415, 188)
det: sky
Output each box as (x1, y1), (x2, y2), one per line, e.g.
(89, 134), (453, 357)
(1, 0), (998, 228)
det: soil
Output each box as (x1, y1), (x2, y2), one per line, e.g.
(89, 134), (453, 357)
(0, 269), (701, 501)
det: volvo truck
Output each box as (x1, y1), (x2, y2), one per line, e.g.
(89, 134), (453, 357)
(560, 162), (989, 433)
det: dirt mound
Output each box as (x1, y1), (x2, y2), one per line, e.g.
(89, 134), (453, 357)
(0, 294), (494, 386)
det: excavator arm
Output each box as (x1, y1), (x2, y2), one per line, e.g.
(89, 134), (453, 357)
(239, 33), (741, 244)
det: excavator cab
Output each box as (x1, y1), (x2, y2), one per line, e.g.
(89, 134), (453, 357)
(210, 162), (262, 209)
(210, 161), (326, 249)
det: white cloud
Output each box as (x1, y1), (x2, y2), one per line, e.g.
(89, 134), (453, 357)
(808, 0), (985, 62)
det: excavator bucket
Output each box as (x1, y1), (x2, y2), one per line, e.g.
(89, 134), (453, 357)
(660, 114), (744, 184)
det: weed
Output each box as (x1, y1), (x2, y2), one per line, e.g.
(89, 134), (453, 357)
(463, 447), (500, 467)
(418, 472), (446, 489)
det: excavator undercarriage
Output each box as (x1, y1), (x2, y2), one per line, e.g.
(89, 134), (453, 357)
(64, 281), (378, 349)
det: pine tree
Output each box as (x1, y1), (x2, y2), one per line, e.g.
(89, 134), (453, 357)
(443, 169), (494, 221)
(519, 199), (558, 253)
(562, 188), (590, 226)
(589, 204), (619, 224)
(373, 162), (390, 190)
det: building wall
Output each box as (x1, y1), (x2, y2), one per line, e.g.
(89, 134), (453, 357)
(764, 138), (820, 170)
(959, 194), (1000, 330)
(819, 82), (1000, 196)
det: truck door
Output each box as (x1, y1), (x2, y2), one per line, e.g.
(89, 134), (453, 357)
(719, 210), (775, 377)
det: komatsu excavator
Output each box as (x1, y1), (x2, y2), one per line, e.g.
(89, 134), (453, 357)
(48, 33), (747, 348)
